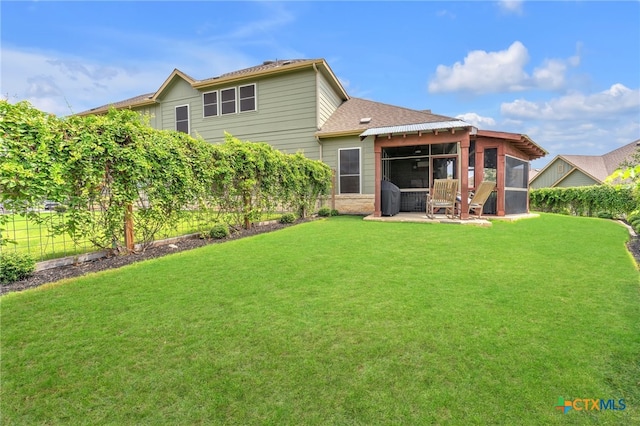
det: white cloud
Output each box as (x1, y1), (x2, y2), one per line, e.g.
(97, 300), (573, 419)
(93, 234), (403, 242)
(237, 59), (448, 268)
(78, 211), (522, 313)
(428, 41), (581, 95)
(497, 1), (524, 15)
(501, 84), (640, 120)
(455, 112), (496, 128)
(0, 47), (172, 116)
(532, 59), (567, 90)
(429, 41), (530, 94)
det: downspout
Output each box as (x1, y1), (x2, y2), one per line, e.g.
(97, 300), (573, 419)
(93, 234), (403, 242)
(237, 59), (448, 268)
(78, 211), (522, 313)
(316, 135), (323, 162)
(313, 62), (320, 131)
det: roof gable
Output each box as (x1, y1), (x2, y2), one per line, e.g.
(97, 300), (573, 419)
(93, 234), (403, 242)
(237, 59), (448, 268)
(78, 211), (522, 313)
(531, 139), (639, 185)
(77, 58), (347, 116)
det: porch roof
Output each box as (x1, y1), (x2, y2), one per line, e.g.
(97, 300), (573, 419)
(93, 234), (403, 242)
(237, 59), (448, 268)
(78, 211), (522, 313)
(359, 120), (474, 138)
(476, 130), (547, 160)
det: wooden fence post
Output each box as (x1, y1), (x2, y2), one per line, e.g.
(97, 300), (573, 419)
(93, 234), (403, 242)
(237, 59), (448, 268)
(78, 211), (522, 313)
(124, 203), (134, 252)
(331, 169), (336, 210)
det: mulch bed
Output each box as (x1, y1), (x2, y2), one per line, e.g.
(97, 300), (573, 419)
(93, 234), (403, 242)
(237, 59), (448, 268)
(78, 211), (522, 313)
(2, 218), (639, 296)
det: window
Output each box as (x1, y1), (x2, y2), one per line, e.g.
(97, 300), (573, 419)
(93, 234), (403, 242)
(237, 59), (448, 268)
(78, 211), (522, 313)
(339, 148), (360, 194)
(203, 92), (218, 117)
(239, 84), (256, 112)
(484, 148), (497, 182)
(221, 88), (236, 115)
(175, 105), (189, 134)
(203, 83), (257, 117)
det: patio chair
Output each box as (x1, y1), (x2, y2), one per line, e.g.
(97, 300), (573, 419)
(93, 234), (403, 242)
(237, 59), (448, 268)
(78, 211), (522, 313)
(467, 181), (496, 218)
(427, 179), (458, 219)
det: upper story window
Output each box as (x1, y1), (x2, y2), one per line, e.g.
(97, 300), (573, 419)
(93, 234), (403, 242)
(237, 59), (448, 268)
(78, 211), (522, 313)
(202, 83), (257, 118)
(175, 105), (189, 133)
(239, 84), (256, 112)
(221, 88), (236, 115)
(203, 92), (218, 117)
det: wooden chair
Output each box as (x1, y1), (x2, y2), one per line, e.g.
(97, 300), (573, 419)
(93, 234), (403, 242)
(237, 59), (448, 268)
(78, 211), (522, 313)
(427, 179), (458, 219)
(468, 181), (496, 218)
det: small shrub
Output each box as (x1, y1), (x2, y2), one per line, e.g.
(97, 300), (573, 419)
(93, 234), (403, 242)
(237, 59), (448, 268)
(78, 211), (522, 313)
(0, 252), (36, 284)
(330, 209), (340, 216)
(53, 204), (68, 213)
(317, 207), (332, 217)
(596, 211), (613, 219)
(279, 213), (297, 224)
(209, 223), (230, 239)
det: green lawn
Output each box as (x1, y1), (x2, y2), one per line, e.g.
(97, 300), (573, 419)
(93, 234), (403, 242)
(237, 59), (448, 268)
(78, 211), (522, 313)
(1, 214), (638, 425)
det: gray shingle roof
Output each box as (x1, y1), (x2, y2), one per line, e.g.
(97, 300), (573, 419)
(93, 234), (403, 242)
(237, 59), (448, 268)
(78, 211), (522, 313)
(536, 139), (639, 184)
(317, 97), (457, 136)
(197, 59), (314, 85)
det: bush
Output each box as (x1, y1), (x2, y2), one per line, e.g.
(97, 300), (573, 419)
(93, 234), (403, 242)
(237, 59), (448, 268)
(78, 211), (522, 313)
(597, 211), (614, 219)
(279, 213), (297, 224)
(53, 204), (68, 213)
(330, 209), (340, 216)
(317, 207), (332, 217)
(209, 223), (230, 239)
(0, 252), (36, 284)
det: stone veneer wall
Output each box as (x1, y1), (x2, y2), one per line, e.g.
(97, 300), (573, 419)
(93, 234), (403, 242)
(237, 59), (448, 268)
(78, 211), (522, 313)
(332, 194), (375, 215)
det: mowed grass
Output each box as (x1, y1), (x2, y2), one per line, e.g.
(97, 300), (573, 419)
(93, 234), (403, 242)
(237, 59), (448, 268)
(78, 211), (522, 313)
(1, 214), (638, 425)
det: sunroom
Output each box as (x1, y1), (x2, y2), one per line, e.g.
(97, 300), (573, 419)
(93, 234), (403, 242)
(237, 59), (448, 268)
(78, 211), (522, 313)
(363, 123), (547, 219)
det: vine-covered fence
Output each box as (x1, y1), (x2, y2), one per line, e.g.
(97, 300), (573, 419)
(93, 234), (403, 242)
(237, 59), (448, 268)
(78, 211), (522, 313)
(0, 101), (332, 262)
(529, 185), (637, 217)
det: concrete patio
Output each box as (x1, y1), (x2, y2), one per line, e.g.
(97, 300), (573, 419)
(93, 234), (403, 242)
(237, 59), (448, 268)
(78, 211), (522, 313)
(363, 212), (539, 226)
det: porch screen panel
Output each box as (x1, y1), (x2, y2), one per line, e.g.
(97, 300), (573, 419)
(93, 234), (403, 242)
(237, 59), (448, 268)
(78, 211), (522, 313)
(339, 148), (360, 194)
(505, 156), (529, 214)
(483, 148), (498, 213)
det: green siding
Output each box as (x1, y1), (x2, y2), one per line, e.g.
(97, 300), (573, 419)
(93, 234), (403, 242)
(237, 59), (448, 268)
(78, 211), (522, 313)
(530, 158), (573, 188)
(191, 69), (319, 156)
(157, 78), (200, 135)
(320, 136), (375, 194)
(134, 105), (160, 129)
(557, 170), (598, 187)
(317, 72), (342, 128)
(127, 69), (324, 159)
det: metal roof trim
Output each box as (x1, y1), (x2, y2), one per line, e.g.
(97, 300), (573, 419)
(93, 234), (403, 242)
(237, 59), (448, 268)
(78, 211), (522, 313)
(359, 120), (473, 137)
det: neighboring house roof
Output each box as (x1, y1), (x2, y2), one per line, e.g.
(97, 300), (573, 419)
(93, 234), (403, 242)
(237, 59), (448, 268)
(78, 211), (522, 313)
(78, 58), (347, 116)
(316, 97), (459, 138)
(530, 139), (640, 186)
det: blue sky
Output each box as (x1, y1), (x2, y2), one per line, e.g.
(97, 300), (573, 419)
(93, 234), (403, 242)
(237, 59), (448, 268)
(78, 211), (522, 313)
(2, 1), (639, 168)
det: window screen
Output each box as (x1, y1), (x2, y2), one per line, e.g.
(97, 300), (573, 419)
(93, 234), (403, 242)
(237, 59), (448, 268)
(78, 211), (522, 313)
(339, 148), (360, 194)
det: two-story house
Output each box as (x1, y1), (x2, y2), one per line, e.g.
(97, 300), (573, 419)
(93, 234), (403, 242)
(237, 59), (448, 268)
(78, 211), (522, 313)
(80, 58), (547, 218)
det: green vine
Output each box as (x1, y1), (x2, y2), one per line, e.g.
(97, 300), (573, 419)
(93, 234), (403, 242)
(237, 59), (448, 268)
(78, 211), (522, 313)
(0, 101), (332, 254)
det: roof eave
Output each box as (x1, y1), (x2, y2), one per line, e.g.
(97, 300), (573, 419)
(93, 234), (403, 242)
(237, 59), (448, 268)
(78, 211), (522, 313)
(76, 99), (157, 116)
(316, 130), (364, 139)
(193, 59), (328, 89)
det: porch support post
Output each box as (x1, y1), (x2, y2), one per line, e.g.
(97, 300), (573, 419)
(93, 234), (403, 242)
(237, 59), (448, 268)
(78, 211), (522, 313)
(374, 143), (382, 217)
(497, 146), (506, 216)
(459, 133), (470, 220)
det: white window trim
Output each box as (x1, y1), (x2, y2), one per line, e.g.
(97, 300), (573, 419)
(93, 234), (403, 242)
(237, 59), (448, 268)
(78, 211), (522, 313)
(338, 147), (362, 195)
(220, 87), (237, 115)
(202, 91), (218, 118)
(201, 83), (257, 118)
(238, 83), (257, 113)
(175, 104), (190, 134)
